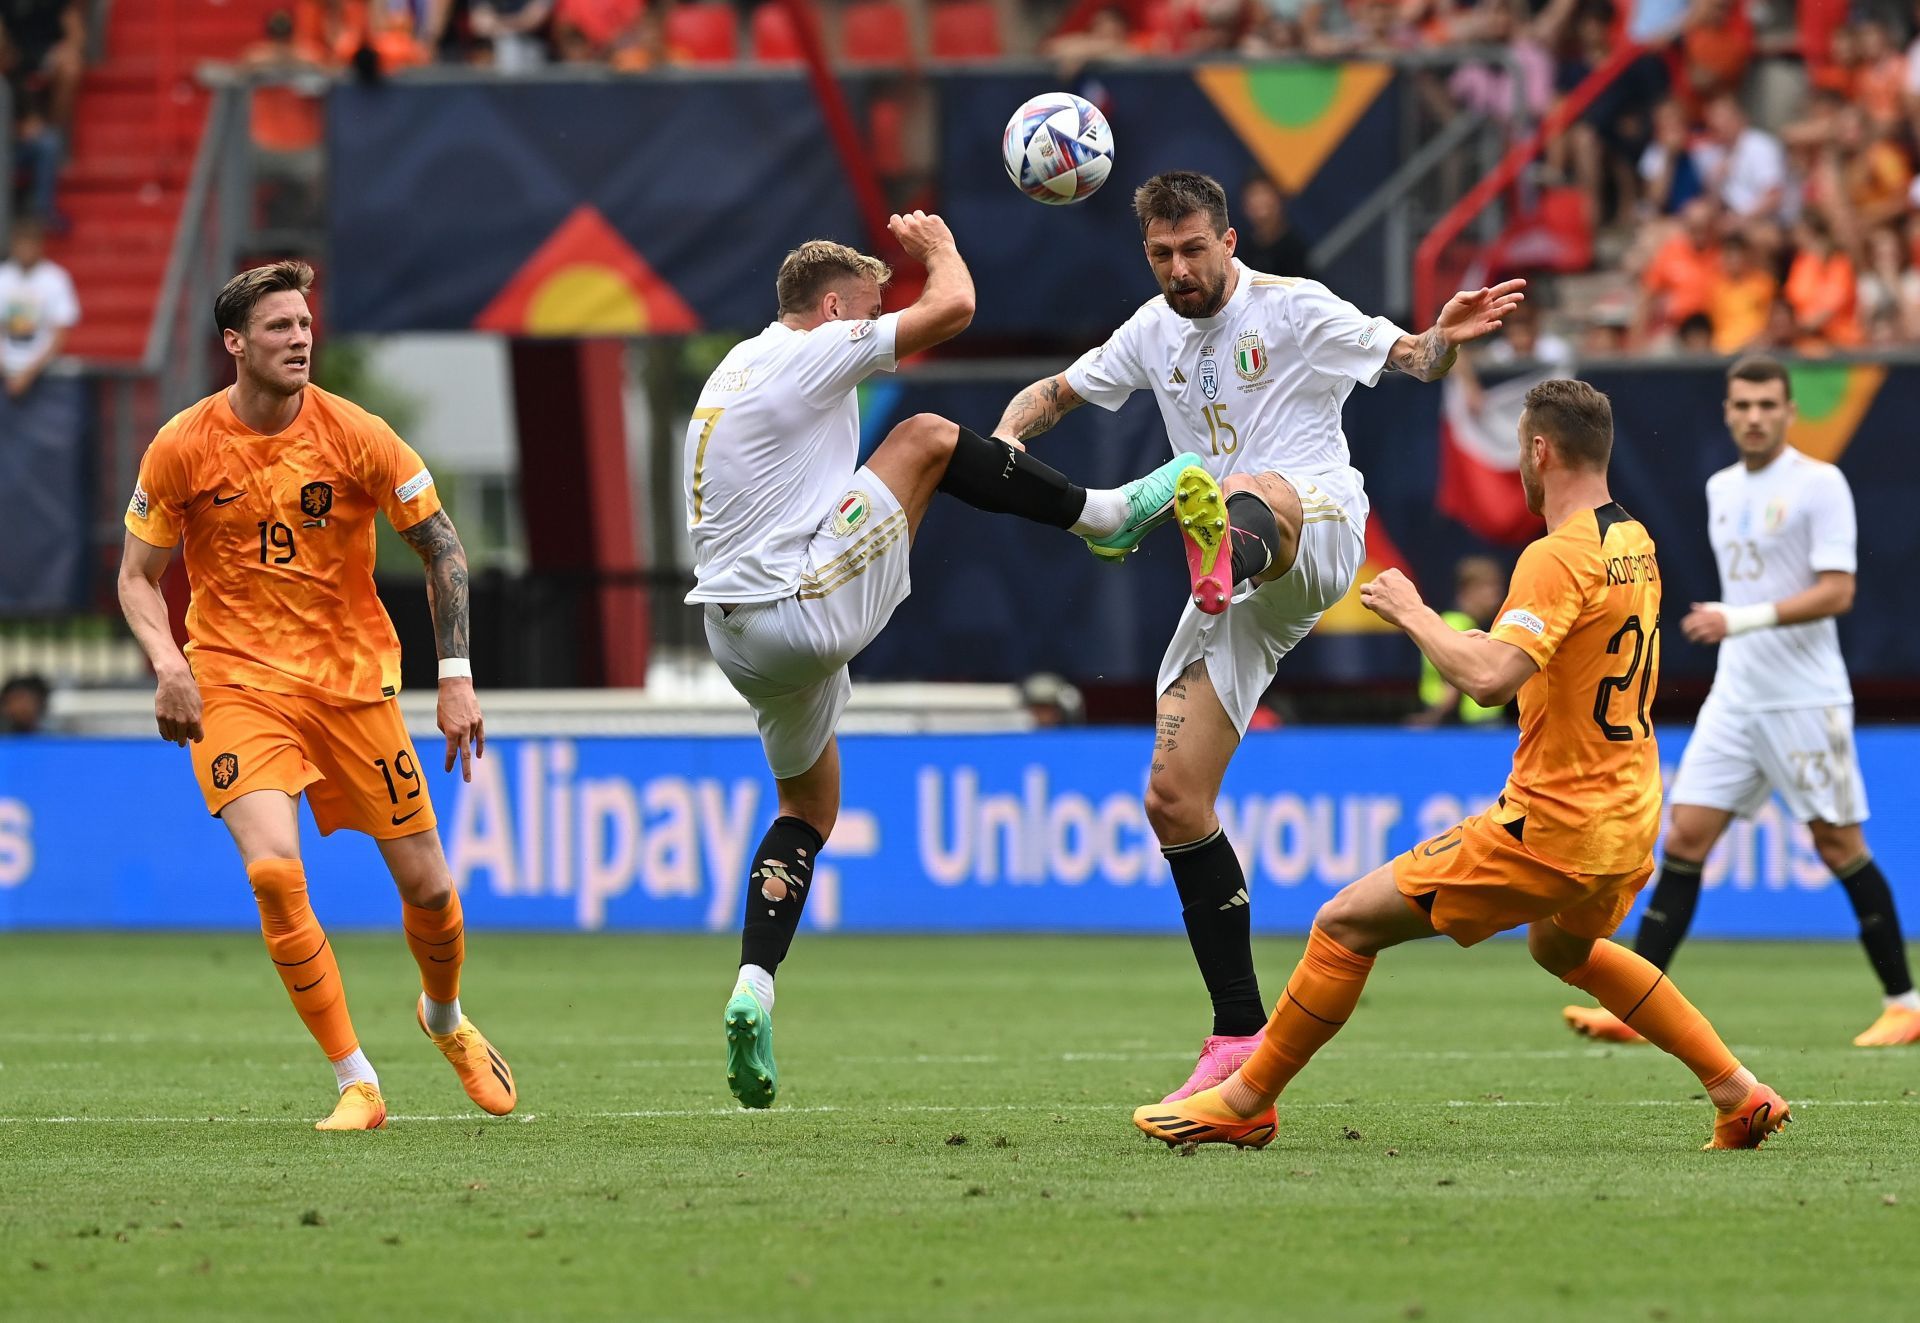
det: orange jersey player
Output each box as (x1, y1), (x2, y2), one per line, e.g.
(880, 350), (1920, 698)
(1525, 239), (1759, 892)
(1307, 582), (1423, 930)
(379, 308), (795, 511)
(1134, 378), (1789, 1153)
(116, 260), (514, 1131)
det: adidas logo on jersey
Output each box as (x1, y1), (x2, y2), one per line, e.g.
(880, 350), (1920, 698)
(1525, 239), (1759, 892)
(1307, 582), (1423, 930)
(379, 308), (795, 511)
(1168, 366), (1187, 385)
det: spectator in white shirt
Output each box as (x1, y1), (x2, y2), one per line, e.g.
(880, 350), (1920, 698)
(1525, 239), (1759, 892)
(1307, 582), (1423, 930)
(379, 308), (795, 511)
(1691, 93), (1785, 220)
(0, 218), (79, 399)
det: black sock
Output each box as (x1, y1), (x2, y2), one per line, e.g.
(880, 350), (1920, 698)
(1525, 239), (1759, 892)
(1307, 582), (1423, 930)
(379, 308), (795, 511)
(1164, 828), (1265, 1036)
(1632, 855), (1702, 971)
(1227, 491), (1280, 584)
(739, 815), (825, 975)
(937, 427), (1086, 529)
(1835, 854), (1915, 997)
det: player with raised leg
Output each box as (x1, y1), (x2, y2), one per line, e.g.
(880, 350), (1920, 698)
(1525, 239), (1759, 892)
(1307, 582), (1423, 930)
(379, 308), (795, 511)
(1134, 379), (1789, 1152)
(118, 262), (512, 1131)
(991, 171), (1523, 1100)
(690, 213), (1203, 1108)
(1564, 356), (1920, 1048)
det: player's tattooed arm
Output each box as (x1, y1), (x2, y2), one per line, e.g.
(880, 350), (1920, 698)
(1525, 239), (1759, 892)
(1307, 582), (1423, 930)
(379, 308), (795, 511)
(993, 373), (1085, 444)
(399, 510), (470, 661)
(1386, 326), (1458, 382)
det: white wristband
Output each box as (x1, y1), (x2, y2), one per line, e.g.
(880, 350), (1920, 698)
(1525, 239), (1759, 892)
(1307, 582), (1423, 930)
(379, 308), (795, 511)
(1715, 602), (1779, 637)
(438, 658), (473, 681)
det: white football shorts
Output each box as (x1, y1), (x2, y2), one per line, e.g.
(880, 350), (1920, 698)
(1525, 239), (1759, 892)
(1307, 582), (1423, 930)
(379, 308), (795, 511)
(1670, 692), (1868, 826)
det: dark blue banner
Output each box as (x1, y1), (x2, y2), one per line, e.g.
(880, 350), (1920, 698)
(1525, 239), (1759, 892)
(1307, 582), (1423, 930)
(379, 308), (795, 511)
(0, 376), (86, 610)
(2, 729), (1913, 937)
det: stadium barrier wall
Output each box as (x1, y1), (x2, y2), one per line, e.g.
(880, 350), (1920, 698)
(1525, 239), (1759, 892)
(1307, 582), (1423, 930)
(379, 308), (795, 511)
(3, 728), (1913, 937)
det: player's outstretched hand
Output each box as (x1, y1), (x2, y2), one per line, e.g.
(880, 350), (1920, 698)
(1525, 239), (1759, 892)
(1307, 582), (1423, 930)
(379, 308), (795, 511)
(1682, 602), (1730, 644)
(1436, 278), (1527, 346)
(438, 677), (485, 781)
(888, 210), (958, 263)
(153, 666), (203, 746)
(1359, 568), (1426, 629)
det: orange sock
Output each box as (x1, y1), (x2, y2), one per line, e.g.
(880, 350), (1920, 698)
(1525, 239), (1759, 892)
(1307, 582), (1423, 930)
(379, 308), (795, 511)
(1561, 939), (1741, 1091)
(248, 858), (359, 1061)
(403, 890), (465, 1006)
(1233, 925), (1376, 1107)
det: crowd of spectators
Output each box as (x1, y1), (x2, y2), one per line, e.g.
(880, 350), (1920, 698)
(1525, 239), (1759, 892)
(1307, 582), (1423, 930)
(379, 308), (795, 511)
(2, 0), (84, 229)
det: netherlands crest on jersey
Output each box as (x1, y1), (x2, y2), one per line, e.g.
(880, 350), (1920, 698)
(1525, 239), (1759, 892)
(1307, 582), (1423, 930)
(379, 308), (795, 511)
(831, 490), (872, 537)
(1234, 330), (1268, 382)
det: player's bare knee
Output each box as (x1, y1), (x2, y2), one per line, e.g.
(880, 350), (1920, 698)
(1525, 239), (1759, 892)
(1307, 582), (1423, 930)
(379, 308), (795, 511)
(891, 412), (957, 467)
(1144, 779), (1209, 845)
(1313, 894), (1369, 953)
(1527, 923), (1590, 978)
(1809, 823), (1862, 874)
(778, 801), (837, 843)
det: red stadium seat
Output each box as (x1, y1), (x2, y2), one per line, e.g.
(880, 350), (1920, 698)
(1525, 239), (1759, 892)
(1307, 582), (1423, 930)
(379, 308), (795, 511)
(665, 2), (740, 63)
(929, 1), (1002, 59)
(750, 4), (805, 63)
(841, 1), (913, 65)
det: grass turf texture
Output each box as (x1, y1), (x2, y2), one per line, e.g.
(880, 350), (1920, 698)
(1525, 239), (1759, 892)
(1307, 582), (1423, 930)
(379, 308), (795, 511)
(2, 934), (1913, 1322)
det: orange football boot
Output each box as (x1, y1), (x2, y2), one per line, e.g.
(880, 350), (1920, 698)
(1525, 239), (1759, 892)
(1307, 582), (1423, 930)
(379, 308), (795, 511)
(1705, 1082), (1790, 1150)
(1133, 1085), (1277, 1149)
(1852, 1005), (1920, 1047)
(1562, 1004), (1645, 1043)
(418, 999), (516, 1115)
(315, 1081), (387, 1131)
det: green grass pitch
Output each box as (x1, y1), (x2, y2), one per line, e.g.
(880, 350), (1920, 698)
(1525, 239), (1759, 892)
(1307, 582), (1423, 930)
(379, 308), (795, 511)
(2, 932), (1914, 1321)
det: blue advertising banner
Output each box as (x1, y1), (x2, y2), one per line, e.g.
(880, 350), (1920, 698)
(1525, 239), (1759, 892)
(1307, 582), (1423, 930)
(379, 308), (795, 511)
(2, 729), (1912, 937)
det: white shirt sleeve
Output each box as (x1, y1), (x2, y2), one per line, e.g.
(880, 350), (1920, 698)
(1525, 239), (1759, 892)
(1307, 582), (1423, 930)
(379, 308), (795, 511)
(790, 311), (901, 407)
(45, 266), (80, 330)
(1806, 466), (1858, 576)
(1285, 281), (1406, 387)
(1063, 309), (1153, 412)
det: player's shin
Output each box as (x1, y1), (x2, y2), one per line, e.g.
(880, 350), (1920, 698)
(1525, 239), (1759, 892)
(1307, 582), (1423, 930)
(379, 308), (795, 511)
(403, 889), (466, 1034)
(1833, 854), (1917, 1000)
(936, 427), (1086, 529)
(1631, 856), (1703, 971)
(1559, 939), (1749, 1104)
(738, 815), (826, 1004)
(1225, 492), (1280, 585)
(248, 858), (367, 1080)
(1221, 924), (1375, 1116)
(1164, 829), (1265, 1036)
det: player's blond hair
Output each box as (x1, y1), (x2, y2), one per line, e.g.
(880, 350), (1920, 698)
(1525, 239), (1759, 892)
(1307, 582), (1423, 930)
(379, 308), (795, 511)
(776, 241), (891, 315)
(214, 260), (315, 335)
(1522, 378), (1613, 471)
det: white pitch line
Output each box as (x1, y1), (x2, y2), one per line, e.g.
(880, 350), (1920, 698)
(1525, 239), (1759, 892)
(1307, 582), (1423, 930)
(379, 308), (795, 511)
(0, 1098), (1909, 1126)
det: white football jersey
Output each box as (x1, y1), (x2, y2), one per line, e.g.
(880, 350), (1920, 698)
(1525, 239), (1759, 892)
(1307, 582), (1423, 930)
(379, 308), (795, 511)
(1705, 446), (1855, 711)
(685, 312), (901, 603)
(1063, 261), (1407, 521)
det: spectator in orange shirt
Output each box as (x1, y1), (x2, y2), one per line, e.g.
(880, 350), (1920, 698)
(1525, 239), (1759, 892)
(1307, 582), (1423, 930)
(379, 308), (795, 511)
(1845, 112), (1914, 233)
(1680, 0), (1753, 104)
(1704, 231), (1776, 353)
(1784, 213), (1863, 350)
(1854, 20), (1907, 128)
(1634, 196), (1721, 345)
(1857, 223), (1920, 343)
(553, 0), (637, 62)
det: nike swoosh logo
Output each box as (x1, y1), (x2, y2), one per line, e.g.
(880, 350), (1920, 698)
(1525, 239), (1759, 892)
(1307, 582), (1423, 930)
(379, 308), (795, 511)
(212, 491), (247, 506)
(294, 975), (326, 992)
(391, 808), (422, 826)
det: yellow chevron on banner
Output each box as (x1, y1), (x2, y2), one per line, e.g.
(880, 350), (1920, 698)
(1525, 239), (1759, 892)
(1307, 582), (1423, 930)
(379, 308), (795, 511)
(1194, 63), (1394, 194)
(1787, 363), (1885, 463)
(1315, 560), (1401, 634)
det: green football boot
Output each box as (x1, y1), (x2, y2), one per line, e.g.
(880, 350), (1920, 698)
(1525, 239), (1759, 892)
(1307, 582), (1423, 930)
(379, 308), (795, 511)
(1084, 450), (1210, 561)
(724, 983), (777, 1109)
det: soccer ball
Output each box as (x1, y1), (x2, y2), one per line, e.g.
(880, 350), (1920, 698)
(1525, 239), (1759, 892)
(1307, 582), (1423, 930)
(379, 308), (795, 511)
(1001, 92), (1114, 206)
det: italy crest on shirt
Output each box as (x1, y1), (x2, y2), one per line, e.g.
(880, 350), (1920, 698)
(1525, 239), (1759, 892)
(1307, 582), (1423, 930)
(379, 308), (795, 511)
(1234, 329), (1267, 382)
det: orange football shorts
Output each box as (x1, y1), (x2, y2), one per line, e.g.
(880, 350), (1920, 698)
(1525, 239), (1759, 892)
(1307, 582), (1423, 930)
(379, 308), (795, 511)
(1392, 811), (1653, 948)
(191, 684), (438, 839)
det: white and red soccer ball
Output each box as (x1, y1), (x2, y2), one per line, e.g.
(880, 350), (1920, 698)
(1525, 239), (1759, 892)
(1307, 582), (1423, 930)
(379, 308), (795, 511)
(1001, 92), (1114, 206)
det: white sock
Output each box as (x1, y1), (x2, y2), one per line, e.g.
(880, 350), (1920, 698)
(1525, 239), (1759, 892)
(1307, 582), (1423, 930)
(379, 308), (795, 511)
(330, 1048), (378, 1093)
(1069, 487), (1129, 538)
(1707, 1065), (1755, 1111)
(737, 963), (776, 1013)
(1885, 991), (1920, 1011)
(421, 991), (463, 1036)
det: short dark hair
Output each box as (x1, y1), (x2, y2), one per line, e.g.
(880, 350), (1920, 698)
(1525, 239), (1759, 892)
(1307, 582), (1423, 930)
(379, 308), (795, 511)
(214, 260), (315, 335)
(1522, 378), (1613, 470)
(1, 674), (50, 702)
(1727, 355), (1791, 400)
(775, 240), (891, 316)
(1133, 171), (1229, 239)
